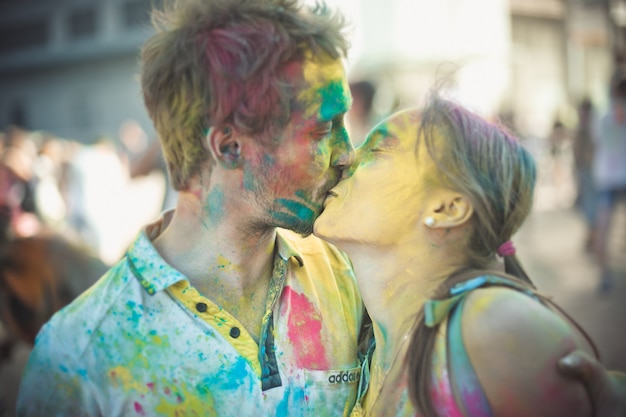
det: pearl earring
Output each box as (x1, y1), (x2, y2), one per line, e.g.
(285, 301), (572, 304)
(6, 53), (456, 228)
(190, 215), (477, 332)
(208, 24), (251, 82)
(424, 217), (435, 227)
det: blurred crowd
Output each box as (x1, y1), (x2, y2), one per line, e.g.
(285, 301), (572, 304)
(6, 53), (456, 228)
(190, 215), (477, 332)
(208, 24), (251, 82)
(545, 73), (626, 294)
(0, 122), (171, 374)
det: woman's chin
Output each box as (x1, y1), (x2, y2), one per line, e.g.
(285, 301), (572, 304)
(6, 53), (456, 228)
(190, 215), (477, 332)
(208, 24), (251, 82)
(312, 218), (334, 240)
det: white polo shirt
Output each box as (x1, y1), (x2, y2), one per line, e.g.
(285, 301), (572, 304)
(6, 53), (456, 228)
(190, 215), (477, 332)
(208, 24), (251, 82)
(17, 228), (363, 416)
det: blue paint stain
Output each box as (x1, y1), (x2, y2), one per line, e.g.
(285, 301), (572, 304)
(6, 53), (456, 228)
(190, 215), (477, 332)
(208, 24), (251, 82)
(275, 386), (305, 417)
(318, 80), (350, 121)
(126, 301), (142, 323)
(263, 154), (275, 166)
(274, 199), (314, 224)
(206, 187), (225, 222)
(243, 166), (256, 191)
(198, 357), (248, 392)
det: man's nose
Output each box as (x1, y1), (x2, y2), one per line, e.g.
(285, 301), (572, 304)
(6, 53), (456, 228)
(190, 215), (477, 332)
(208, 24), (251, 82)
(331, 127), (355, 169)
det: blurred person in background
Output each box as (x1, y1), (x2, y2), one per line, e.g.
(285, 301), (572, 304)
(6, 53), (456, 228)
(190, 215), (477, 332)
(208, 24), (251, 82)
(0, 127), (40, 239)
(548, 118), (572, 196)
(572, 98), (598, 252)
(119, 119), (178, 211)
(592, 79), (626, 293)
(347, 80), (378, 147)
(63, 136), (128, 264)
(0, 129), (109, 416)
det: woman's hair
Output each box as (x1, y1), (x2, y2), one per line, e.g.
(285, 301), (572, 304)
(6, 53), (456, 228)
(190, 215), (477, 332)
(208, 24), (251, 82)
(140, 0), (349, 190)
(418, 93), (536, 280)
(406, 94), (538, 416)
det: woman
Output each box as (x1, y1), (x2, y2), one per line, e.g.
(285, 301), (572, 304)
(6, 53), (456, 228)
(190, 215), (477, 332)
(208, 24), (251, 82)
(314, 94), (611, 417)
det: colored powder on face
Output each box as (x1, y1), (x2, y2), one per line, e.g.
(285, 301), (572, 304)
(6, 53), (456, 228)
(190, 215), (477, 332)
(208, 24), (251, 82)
(298, 58), (350, 120)
(283, 287), (328, 369)
(243, 165), (257, 191)
(318, 80), (351, 121)
(274, 199), (315, 224)
(206, 187), (225, 223)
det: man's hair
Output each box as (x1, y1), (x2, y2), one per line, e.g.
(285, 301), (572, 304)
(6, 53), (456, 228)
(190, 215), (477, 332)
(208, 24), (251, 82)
(140, 0), (349, 190)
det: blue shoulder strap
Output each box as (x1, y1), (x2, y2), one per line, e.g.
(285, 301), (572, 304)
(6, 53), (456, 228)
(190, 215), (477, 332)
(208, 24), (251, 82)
(447, 296), (494, 417)
(424, 275), (537, 417)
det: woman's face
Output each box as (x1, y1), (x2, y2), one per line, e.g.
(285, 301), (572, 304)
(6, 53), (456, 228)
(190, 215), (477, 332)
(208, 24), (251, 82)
(314, 109), (432, 246)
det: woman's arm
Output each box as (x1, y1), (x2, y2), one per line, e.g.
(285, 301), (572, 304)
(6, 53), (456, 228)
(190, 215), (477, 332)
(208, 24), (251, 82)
(461, 287), (595, 417)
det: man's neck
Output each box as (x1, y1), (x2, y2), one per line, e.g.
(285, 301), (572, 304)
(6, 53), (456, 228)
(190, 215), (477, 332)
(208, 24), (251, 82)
(152, 190), (278, 342)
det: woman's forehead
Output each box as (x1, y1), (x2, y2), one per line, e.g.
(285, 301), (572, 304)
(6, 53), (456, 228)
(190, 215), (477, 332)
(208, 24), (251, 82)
(366, 109), (421, 147)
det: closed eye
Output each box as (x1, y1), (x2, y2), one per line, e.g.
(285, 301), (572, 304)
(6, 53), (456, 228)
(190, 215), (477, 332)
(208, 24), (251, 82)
(314, 121), (333, 137)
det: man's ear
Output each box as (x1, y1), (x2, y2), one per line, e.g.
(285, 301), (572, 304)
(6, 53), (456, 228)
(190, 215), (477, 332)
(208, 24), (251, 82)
(423, 190), (473, 229)
(204, 125), (241, 168)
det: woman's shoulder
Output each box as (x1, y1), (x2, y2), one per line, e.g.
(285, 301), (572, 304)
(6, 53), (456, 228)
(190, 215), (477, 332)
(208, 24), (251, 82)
(459, 286), (594, 417)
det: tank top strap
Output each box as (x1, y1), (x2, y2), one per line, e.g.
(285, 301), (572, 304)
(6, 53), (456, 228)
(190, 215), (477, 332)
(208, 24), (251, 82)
(425, 274), (537, 417)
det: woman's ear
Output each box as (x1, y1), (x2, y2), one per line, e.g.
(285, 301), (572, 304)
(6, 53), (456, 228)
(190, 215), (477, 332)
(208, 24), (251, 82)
(204, 125), (241, 168)
(423, 190), (473, 229)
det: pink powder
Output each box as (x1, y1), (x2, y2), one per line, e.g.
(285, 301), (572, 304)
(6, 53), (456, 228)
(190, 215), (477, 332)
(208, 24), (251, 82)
(283, 286), (329, 369)
(133, 401), (145, 415)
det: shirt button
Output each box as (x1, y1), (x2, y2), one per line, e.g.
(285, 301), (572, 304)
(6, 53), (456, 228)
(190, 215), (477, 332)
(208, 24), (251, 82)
(229, 327), (241, 338)
(196, 302), (207, 313)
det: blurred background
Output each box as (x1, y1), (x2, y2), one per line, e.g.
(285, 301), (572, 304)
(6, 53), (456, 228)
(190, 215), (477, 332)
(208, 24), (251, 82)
(0, 0), (625, 415)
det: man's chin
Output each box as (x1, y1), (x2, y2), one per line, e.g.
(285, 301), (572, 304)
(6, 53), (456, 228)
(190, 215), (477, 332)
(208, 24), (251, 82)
(290, 222), (314, 237)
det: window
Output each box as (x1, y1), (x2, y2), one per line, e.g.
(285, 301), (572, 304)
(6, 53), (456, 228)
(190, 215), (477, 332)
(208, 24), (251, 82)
(68, 7), (97, 40)
(122, 0), (154, 29)
(0, 18), (49, 54)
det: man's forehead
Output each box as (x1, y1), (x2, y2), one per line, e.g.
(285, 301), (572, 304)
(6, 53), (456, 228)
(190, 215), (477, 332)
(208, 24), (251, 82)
(296, 56), (351, 121)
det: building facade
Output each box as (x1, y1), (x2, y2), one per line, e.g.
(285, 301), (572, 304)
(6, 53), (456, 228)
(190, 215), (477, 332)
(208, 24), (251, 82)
(0, 0), (156, 143)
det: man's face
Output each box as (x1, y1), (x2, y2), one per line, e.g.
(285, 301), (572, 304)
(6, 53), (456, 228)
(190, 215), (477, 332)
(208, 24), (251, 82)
(244, 56), (353, 235)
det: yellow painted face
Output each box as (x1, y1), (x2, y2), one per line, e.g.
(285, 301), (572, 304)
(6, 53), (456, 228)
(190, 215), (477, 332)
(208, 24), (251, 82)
(315, 108), (434, 246)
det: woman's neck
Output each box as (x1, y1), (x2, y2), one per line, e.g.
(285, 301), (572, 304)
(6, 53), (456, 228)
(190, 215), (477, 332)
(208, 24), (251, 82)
(348, 244), (458, 355)
(340, 242), (460, 415)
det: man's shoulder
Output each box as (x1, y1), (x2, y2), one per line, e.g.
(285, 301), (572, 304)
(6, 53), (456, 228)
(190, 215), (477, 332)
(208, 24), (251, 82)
(41, 258), (136, 352)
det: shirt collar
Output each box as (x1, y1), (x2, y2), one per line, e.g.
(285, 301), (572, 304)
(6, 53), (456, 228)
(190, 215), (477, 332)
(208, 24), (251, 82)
(126, 227), (304, 296)
(126, 230), (187, 295)
(275, 228), (304, 267)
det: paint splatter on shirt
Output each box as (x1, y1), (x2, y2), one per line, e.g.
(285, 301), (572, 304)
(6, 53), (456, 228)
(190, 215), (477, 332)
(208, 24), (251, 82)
(17, 228), (363, 416)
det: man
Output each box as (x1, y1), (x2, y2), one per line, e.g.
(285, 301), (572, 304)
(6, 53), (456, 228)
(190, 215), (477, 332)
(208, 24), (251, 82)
(17, 1), (362, 415)
(16, 1), (625, 416)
